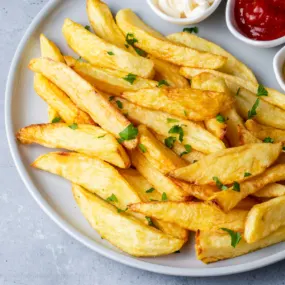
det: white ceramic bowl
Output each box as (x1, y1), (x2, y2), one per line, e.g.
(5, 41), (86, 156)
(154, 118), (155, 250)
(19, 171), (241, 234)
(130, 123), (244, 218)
(273, 46), (285, 91)
(226, 0), (285, 48)
(146, 0), (222, 25)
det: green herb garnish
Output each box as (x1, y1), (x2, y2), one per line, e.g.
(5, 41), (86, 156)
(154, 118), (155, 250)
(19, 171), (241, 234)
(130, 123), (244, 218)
(233, 182), (240, 192)
(97, 134), (106, 139)
(164, 136), (176, 149)
(213, 176), (228, 191)
(167, 118), (179, 123)
(117, 207), (128, 213)
(106, 193), (118, 203)
(107, 51), (115, 55)
(139, 143), (147, 153)
(145, 216), (154, 226)
(85, 25), (91, 31)
(123, 73), (137, 84)
(116, 100), (123, 109)
(168, 125), (184, 142)
(257, 84), (268, 97)
(119, 124), (138, 141)
(146, 187), (155, 193)
(216, 114), (226, 123)
(244, 172), (252, 177)
(157, 80), (170, 87)
(220, 228), (242, 248)
(126, 33), (138, 46)
(162, 192), (168, 201)
(263, 137), (274, 143)
(134, 47), (147, 57)
(183, 26), (198, 34)
(68, 123), (78, 130)
(180, 144), (192, 157)
(109, 96), (115, 101)
(248, 98), (260, 119)
(51, 117), (61, 124)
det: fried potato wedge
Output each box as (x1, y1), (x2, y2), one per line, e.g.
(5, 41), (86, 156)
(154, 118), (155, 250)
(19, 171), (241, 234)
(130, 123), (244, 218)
(235, 88), (285, 130)
(32, 152), (141, 211)
(171, 143), (281, 185)
(116, 9), (226, 69)
(245, 120), (285, 142)
(138, 125), (187, 174)
(245, 196), (285, 243)
(122, 87), (233, 121)
(196, 227), (285, 263)
(129, 201), (247, 232)
(34, 74), (95, 125)
(253, 183), (285, 198)
(64, 56), (157, 95)
(113, 97), (225, 154)
(211, 164), (285, 212)
(62, 19), (154, 78)
(29, 58), (137, 149)
(167, 32), (257, 83)
(16, 123), (130, 168)
(130, 149), (189, 201)
(237, 124), (262, 145)
(180, 68), (285, 111)
(119, 169), (189, 240)
(73, 184), (184, 256)
(204, 118), (227, 140)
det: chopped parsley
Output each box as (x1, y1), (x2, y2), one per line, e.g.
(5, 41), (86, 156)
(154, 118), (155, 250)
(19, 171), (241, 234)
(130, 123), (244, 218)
(236, 88), (241, 96)
(84, 25), (91, 31)
(220, 228), (242, 248)
(216, 114), (226, 123)
(167, 118), (180, 123)
(77, 56), (83, 62)
(213, 176), (228, 191)
(183, 26), (198, 34)
(139, 143), (147, 153)
(134, 47), (147, 57)
(180, 144), (192, 157)
(51, 117), (61, 124)
(145, 216), (154, 226)
(233, 182), (240, 192)
(125, 44), (129, 49)
(107, 51), (115, 55)
(257, 84), (268, 97)
(164, 136), (176, 149)
(68, 123), (78, 130)
(97, 134), (106, 139)
(119, 124), (138, 141)
(126, 33), (138, 46)
(263, 137), (274, 143)
(162, 192), (168, 201)
(244, 172), (252, 177)
(192, 160), (198, 163)
(117, 207), (128, 213)
(106, 193), (118, 203)
(184, 110), (188, 116)
(146, 187), (155, 193)
(109, 96), (115, 101)
(123, 73), (137, 84)
(168, 125), (184, 142)
(116, 100), (123, 109)
(248, 98), (260, 119)
(157, 80), (170, 87)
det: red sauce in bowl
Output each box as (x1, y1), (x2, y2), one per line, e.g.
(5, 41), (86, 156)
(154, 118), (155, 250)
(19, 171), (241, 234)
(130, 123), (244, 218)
(235, 0), (285, 41)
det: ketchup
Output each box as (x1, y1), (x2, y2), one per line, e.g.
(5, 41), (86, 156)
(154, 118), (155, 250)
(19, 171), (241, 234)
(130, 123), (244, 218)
(235, 0), (285, 41)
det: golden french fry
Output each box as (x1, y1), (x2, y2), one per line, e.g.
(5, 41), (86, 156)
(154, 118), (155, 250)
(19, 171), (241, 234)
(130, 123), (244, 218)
(73, 184), (184, 256)
(180, 68), (285, 111)
(64, 56), (157, 95)
(171, 143), (281, 185)
(16, 123), (130, 168)
(245, 196), (285, 243)
(29, 58), (137, 149)
(62, 18), (154, 78)
(138, 125), (187, 174)
(167, 32), (257, 83)
(237, 125), (262, 145)
(211, 164), (285, 212)
(32, 152), (141, 211)
(112, 97), (225, 154)
(119, 168), (189, 240)
(116, 9), (226, 69)
(204, 118), (227, 140)
(245, 120), (285, 142)
(253, 183), (285, 198)
(196, 226), (285, 263)
(129, 201), (247, 232)
(235, 197), (259, 211)
(130, 149), (190, 201)
(122, 87), (233, 121)
(40, 34), (65, 63)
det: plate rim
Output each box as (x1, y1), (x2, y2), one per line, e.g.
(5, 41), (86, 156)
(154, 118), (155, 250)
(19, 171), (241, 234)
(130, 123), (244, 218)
(5, 0), (285, 277)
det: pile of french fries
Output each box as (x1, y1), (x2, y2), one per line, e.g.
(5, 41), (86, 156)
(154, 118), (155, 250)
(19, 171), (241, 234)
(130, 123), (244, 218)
(16, 0), (285, 263)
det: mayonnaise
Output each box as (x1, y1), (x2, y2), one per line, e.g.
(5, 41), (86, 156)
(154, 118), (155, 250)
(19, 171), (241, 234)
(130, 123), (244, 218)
(157, 0), (214, 19)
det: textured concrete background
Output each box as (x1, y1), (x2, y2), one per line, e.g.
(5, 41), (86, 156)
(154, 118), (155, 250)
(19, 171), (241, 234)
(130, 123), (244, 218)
(2, 1), (285, 284)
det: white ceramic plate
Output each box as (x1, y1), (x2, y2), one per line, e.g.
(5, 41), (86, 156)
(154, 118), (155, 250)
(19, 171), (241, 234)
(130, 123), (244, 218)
(5, 0), (285, 277)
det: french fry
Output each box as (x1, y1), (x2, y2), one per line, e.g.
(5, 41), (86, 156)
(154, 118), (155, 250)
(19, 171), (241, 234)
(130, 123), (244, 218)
(116, 9), (226, 69)
(113, 97), (226, 154)
(40, 34), (65, 63)
(196, 227), (285, 263)
(245, 120), (285, 142)
(204, 118), (227, 140)
(138, 125), (187, 174)
(237, 125), (262, 145)
(16, 123), (130, 168)
(73, 184), (184, 256)
(62, 19), (154, 78)
(211, 164), (285, 212)
(171, 143), (282, 185)
(32, 152), (141, 212)
(29, 58), (138, 149)
(253, 183), (285, 198)
(129, 201), (247, 232)
(122, 87), (233, 121)
(130, 149), (190, 201)
(119, 168), (188, 240)
(180, 68), (285, 111)
(64, 56), (157, 95)
(167, 32), (258, 84)
(235, 197), (259, 211)
(245, 196), (285, 243)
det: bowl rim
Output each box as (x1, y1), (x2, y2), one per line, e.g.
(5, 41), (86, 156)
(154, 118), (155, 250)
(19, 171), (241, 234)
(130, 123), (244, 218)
(146, 0), (222, 24)
(225, 0), (285, 48)
(273, 46), (285, 91)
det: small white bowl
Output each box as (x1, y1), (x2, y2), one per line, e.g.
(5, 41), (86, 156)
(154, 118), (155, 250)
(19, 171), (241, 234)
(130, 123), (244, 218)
(273, 46), (285, 92)
(226, 0), (285, 48)
(146, 0), (222, 25)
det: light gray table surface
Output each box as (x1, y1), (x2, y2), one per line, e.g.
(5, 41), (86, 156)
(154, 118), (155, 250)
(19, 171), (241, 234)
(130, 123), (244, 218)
(1, 1), (285, 284)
